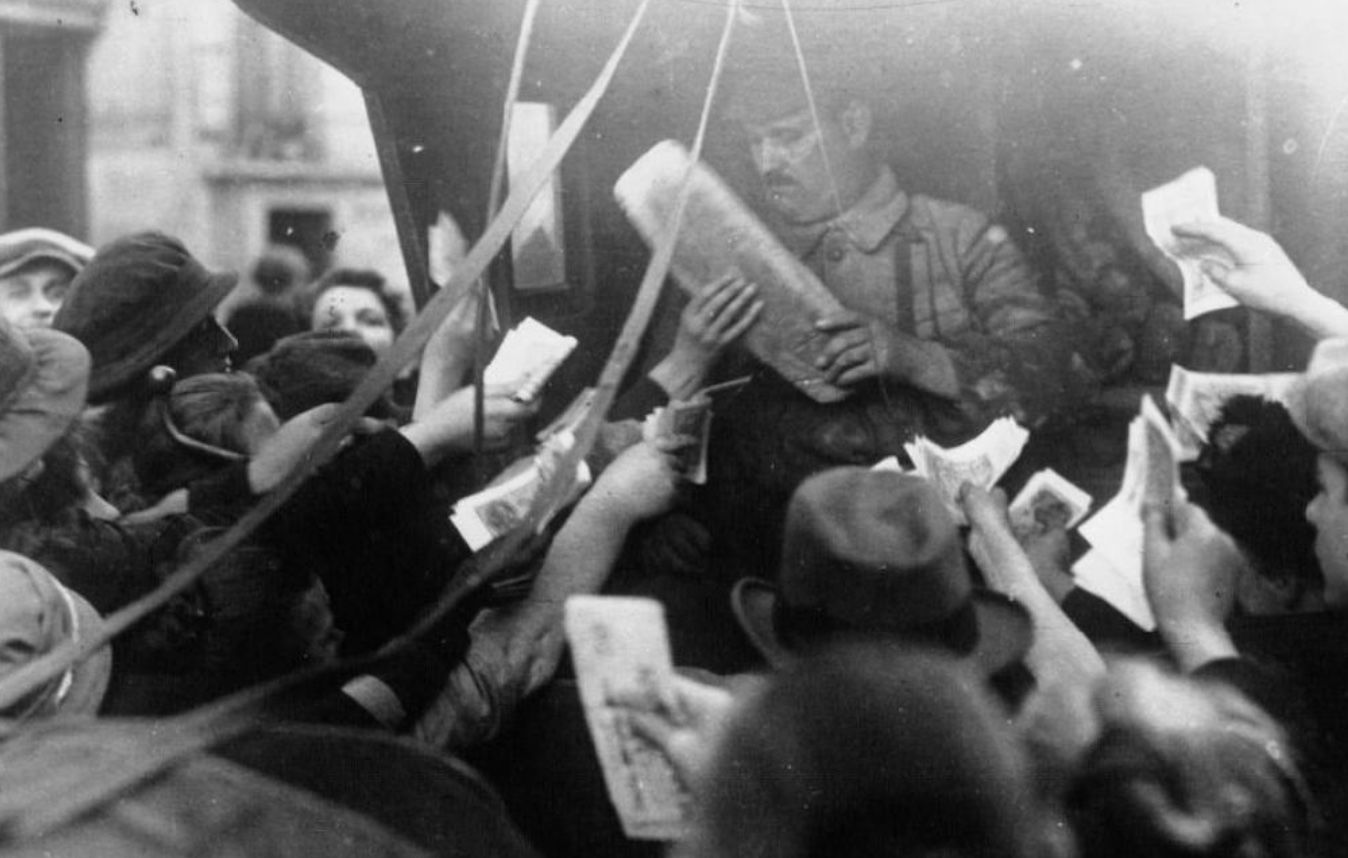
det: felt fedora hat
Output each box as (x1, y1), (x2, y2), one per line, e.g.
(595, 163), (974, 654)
(731, 467), (1031, 675)
(0, 550), (111, 720)
(0, 227), (95, 280)
(0, 317), (89, 482)
(53, 232), (236, 404)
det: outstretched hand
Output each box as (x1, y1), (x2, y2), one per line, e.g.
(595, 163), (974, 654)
(585, 431), (691, 526)
(248, 403), (383, 494)
(676, 274), (763, 363)
(1141, 498), (1244, 670)
(622, 674), (739, 790)
(1171, 217), (1314, 316)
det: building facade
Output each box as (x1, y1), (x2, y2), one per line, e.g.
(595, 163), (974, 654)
(84, 0), (402, 293)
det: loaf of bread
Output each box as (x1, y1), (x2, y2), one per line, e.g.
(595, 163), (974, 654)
(614, 140), (850, 403)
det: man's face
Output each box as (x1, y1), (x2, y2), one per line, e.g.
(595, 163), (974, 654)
(743, 105), (868, 226)
(1305, 453), (1348, 609)
(0, 262), (75, 329)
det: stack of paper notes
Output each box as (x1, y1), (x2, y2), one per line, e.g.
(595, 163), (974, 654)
(449, 432), (591, 551)
(1007, 468), (1094, 537)
(1141, 166), (1239, 321)
(1164, 365), (1299, 460)
(484, 316), (578, 402)
(901, 417), (1030, 524)
(1073, 396), (1184, 631)
(565, 596), (691, 841)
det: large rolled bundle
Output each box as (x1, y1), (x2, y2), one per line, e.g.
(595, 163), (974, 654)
(615, 140), (849, 403)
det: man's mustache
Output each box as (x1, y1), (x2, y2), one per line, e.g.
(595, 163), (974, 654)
(761, 170), (796, 189)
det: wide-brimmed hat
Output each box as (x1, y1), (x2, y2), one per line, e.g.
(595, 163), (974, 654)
(0, 228), (94, 280)
(731, 467), (1032, 676)
(52, 232), (236, 404)
(0, 317), (89, 482)
(1286, 337), (1348, 464)
(0, 550), (111, 720)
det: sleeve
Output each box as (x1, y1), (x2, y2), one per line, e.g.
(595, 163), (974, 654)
(929, 209), (1075, 430)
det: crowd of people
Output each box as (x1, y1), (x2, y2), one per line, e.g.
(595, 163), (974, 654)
(1, 38), (1347, 858)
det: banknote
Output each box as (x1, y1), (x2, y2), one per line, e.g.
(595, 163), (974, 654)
(565, 596), (691, 841)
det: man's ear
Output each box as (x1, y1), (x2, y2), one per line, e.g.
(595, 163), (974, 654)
(838, 100), (873, 149)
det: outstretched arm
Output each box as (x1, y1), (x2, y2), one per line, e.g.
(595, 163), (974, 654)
(415, 432), (689, 749)
(961, 485), (1105, 688)
(1141, 498), (1243, 673)
(648, 274), (762, 400)
(1173, 217), (1348, 341)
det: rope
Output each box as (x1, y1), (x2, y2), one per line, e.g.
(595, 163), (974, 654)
(475, 0), (543, 455)
(525, 0), (742, 529)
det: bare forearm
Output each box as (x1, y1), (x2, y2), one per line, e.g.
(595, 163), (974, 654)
(1285, 289), (1348, 341)
(972, 526), (1105, 685)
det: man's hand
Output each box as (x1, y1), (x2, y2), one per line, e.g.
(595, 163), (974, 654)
(623, 674), (739, 791)
(247, 404), (383, 494)
(813, 309), (897, 387)
(1171, 217), (1317, 317)
(410, 384), (539, 457)
(815, 309), (961, 396)
(1142, 499), (1244, 670)
(675, 274), (762, 365)
(651, 274), (763, 399)
(584, 433), (690, 527)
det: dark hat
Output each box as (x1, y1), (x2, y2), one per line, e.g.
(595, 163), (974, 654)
(245, 330), (393, 421)
(52, 232), (237, 404)
(0, 550), (111, 720)
(0, 228), (94, 280)
(0, 317), (89, 482)
(731, 467), (1032, 675)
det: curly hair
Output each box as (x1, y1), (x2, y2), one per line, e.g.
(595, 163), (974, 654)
(303, 267), (406, 335)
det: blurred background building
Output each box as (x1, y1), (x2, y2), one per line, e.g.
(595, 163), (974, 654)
(64, 0), (401, 290)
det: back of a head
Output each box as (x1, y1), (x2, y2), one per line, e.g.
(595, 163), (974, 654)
(679, 644), (1042, 858)
(132, 372), (263, 499)
(250, 244), (310, 298)
(246, 330), (396, 421)
(1192, 395), (1321, 597)
(1068, 671), (1316, 858)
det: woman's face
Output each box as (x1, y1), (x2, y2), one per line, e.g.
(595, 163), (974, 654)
(311, 285), (395, 357)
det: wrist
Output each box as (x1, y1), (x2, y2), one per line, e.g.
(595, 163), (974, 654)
(650, 349), (712, 400)
(1155, 615), (1238, 672)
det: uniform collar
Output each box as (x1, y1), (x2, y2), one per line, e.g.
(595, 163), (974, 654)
(781, 166), (911, 257)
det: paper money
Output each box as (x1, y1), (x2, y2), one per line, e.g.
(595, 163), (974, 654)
(1141, 167), (1239, 321)
(652, 395), (712, 484)
(565, 596), (691, 841)
(484, 316), (578, 402)
(903, 417), (1030, 524)
(450, 435), (592, 550)
(1074, 395), (1185, 631)
(1164, 365), (1299, 460)
(1008, 468), (1093, 536)
(614, 140), (851, 403)
(1072, 547), (1156, 632)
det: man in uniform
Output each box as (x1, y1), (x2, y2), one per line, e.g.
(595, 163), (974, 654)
(701, 53), (1071, 577)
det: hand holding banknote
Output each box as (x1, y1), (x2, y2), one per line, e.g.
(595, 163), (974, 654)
(1141, 499), (1244, 671)
(586, 430), (693, 526)
(624, 674), (739, 792)
(1170, 217), (1314, 317)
